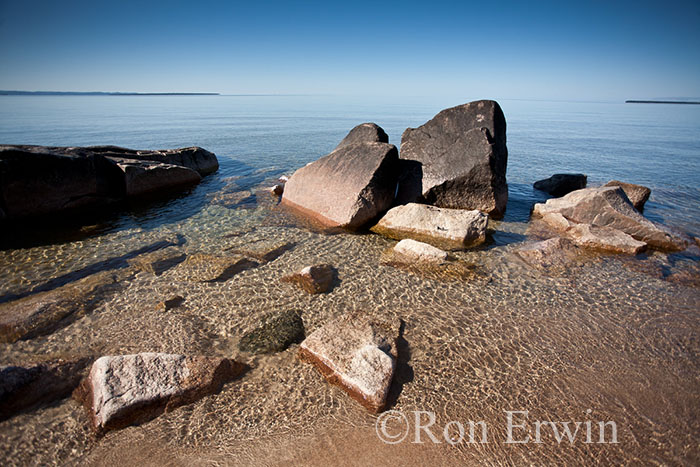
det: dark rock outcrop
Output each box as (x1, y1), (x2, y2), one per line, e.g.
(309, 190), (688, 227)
(282, 264), (336, 294)
(396, 100), (508, 218)
(534, 173), (587, 197)
(603, 180), (651, 211)
(0, 145), (218, 222)
(74, 353), (245, 435)
(239, 310), (305, 354)
(281, 124), (399, 229)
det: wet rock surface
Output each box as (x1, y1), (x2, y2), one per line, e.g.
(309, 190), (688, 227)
(239, 310), (305, 354)
(128, 247), (187, 275)
(516, 237), (581, 269)
(171, 254), (258, 282)
(392, 239), (448, 264)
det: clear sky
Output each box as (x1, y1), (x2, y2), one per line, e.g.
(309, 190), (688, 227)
(1, 0), (698, 100)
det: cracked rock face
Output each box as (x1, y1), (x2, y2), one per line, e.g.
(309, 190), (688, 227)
(74, 353), (245, 434)
(396, 100), (508, 218)
(299, 313), (400, 413)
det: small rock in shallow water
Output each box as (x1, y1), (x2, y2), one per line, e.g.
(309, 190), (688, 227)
(299, 313), (400, 413)
(228, 240), (295, 263)
(128, 246), (186, 275)
(155, 295), (185, 312)
(239, 310), (305, 354)
(73, 353), (245, 435)
(392, 239), (448, 264)
(282, 264), (336, 294)
(269, 184), (284, 196)
(515, 237), (580, 269)
(171, 254), (258, 282)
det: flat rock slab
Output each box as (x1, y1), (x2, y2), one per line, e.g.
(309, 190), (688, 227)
(396, 100), (508, 218)
(128, 246), (186, 275)
(516, 237), (580, 269)
(74, 353), (245, 434)
(392, 239), (448, 263)
(239, 310), (305, 354)
(603, 180), (651, 211)
(282, 124), (399, 229)
(228, 240), (295, 263)
(567, 223), (646, 254)
(299, 313), (400, 413)
(171, 254), (258, 282)
(282, 264), (336, 294)
(372, 203), (488, 249)
(533, 173), (587, 197)
(533, 186), (686, 251)
(0, 268), (135, 343)
(0, 358), (91, 421)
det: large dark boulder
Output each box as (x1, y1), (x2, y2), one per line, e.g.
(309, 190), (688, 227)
(534, 173), (587, 197)
(396, 100), (508, 218)
(0, 145), (218, 221)
(282, 124), (399, 229)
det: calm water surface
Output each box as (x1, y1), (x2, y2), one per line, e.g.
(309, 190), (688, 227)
(0, 96), (698, 465)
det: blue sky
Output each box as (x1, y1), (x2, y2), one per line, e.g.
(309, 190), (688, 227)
(0, 0), (698, 100)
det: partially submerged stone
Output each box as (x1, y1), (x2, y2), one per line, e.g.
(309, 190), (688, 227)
(128, 246), (186, 275)
(282, 264), (335, 294)
(603, 180), (651, 211)
(155, 295), (185, 312)
(396, 100), (508, 218)
(567, 223), (646, 254)
(239, 310), (305, 354)
(171, 254), (258, 282)
(392, 239), (448, 264)
(515, 237), (580, 269)
(228, 240), (295, 263)
(1, 358), (91, 421)
(533, 173), (587, 197)
(104, 157), (201, 198)
(372, 203), (488, 249)
(299, 313), (400, 413)
(74, 353), (245, 434)
(532, 186), (686, 251)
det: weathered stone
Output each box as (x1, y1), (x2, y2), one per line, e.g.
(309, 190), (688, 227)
(128, 247), (186, 275)
(516, 237), (580, 269)
(396, 100), (508, 218)
(74, 353), (245, 434)
(104, 157), (201, 198)
(0, 358), (91, 421)
(566, 223), (647, 254)
(299, 313), (400, 413)
(335, 123), (389, 149)
(105, 146), (219, 176)
(534, 173), (587, 197)
(603, 180), (651, 211)
(532, 186), (686, 251)
(282, 264), (336, 294)
(392, 239), (448, 263)
(171, 254), (258, 282)
(282, 138), (399, 229)
(0, 268), (135, 343)
(239, 310), (305, 354)
(372, 203), (488, 249)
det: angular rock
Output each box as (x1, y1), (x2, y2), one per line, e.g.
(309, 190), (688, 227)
(603, 180), (651, 211)
(104, 157), (201, 198)
(335, 123), (389, 149)
(516, 237), (580, 269)
(239, 310), (305, 354)
(282, 264), (335, 294)
(372, 203), (488, 249)
(105, 146), (219, 176)
(567, 223), (646, 254)
(281, 138), (399, 229)
(0, 268), (135, 343)
(299, 313), (400, 413)
(534, 173), (587, 197)
(532, 186), (686, 251)
(128, 246), (187, 275)
(396, 100), (508, 218)
(74, 353), (245, 434)
(0, 358), (91, 421)
(171, 254), (258, 282)
(392, 239), (448, 263)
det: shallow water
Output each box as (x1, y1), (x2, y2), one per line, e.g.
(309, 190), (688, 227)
(0, 96), (699, 465)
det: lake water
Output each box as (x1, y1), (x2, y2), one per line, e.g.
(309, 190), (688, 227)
(0, 96), (699, 465)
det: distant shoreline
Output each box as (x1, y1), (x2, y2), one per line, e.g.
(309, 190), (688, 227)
(0, 91), (219, 96)
(626, 99), (700, 105)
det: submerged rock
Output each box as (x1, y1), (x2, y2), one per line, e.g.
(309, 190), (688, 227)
(228, 240), (295, 263)
(533, 173), (587, 197)
(74, 353), (245, 434)
(372, 203), (488, 249)
(299, 313), (400, 413)
(392, 239), (448, 264)
(128, 246), (187, 275)
(281, 132), (399, 229)
(239, 310), (305, 354)
(155, 295), (185, 312)
(396, 100), (508, 218)
(603, 180), (651, 211)
(171, 254), (258, 282)
(567, 223), (646, 254)
(516, 237), (580, 269)
(532, 186), (686, 251)
(0, 358), (91, 421)
(282, 264), (336, 294)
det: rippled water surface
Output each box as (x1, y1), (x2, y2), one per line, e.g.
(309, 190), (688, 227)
(0, 96), (699, 465)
